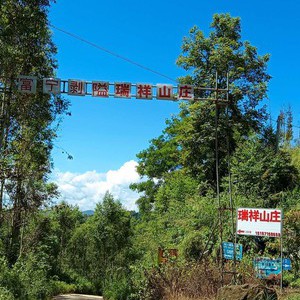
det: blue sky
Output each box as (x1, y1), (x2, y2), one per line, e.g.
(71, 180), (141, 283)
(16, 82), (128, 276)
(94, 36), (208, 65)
(48, 0), (300, 210)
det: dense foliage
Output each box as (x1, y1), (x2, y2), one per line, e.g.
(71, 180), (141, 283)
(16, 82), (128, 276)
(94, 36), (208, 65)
(0, 5), (299, 300)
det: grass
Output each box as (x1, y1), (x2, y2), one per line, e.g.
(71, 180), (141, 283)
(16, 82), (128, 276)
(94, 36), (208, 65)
(278, 288), (300, 300)
(164, 287), (300, 300)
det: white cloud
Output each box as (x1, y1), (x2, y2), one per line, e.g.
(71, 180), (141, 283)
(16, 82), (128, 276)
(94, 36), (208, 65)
(53, 160), (142, 211)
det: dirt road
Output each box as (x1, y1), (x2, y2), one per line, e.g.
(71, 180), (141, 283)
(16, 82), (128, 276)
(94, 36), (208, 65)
(53, 294), (103, 300)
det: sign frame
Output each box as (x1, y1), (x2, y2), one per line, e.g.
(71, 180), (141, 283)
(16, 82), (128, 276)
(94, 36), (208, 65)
(253, 258), (282, 280)
(222, 242), (243, 260)
(236, 208), (282, 237)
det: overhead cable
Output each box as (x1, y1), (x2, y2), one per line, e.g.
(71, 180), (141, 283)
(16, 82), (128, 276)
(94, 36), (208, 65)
(49, 24), (178, 83)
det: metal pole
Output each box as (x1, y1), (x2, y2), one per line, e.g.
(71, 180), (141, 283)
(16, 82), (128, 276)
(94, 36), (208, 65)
(280, 209), (283, 291)
(225, 72), (237, 284)
(215, 71), (224, 285)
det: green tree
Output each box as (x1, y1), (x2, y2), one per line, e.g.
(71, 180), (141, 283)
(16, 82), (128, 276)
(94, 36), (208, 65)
(93, 193), (132, 291)
(175, 13), (270, 178)
(132, 13), (271, 215)
(230, 134), (298, 206)
(0, 0), (68, 263)
(276, 107), (293, 149)
(284, 209), (300, 277)
(67, 220), (95, 282)
(290, 146), (300, 173)
(47, 202), (85, 277)
(67, 193), (134, 297)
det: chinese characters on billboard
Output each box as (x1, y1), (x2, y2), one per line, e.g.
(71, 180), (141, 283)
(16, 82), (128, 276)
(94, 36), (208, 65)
(222, 242), (243, 260)
(43, 78), (61, 94)
(14, 76), (196, 101)
(253, 258), (282, 280)
(18, 76), (37, 94)
(237, 208), (282, 237)
(92, 81), (109, 97)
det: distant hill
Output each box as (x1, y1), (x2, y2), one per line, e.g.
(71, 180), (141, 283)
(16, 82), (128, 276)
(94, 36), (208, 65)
(82, 210), (94, 216)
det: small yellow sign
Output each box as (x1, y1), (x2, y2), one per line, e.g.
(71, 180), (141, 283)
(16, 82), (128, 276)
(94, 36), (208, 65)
(158, 248), (178, 264)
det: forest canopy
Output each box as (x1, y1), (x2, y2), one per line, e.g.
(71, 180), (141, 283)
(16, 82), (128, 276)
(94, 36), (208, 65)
(0, 5), (299, 300)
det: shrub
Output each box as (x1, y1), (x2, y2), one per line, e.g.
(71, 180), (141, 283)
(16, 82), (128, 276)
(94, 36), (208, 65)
(139, 261), (221, 300)
(290, 278), (300, 288)
(74, 276), (94, 294)
(13, 252), (52, 299)
(102, 270), (132, 300)
(284, 294), (300, 300)
(49, 280), (76, 296)
(63, 270), (96, 294)
(0, 287), (14, 300)
(0, 257), (23, 298)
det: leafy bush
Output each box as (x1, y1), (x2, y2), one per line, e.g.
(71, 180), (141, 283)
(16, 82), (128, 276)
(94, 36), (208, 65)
(12, 252), (52, 300)
(137, 261), (221, 300)
(290, 278), (300, 288)
(284, 294), (300, 300)
(0, 257), (23, 298)
(103, 270), (132, 300)
(0, 287), (14, 300)
(61, 269), (96, 295)
(49, 280), (76, 296)
(73, 276), (95, 294)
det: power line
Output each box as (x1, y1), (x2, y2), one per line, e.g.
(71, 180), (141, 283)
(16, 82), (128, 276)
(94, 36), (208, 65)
(49, 24), (178, 83)
(21, 23), (300, 129)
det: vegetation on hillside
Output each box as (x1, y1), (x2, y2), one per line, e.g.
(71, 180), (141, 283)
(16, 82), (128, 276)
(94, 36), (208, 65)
(0, 2), (299, 299)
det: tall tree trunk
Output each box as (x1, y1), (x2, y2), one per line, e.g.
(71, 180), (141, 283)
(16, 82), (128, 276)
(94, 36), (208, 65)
(9, 178), (23, 264)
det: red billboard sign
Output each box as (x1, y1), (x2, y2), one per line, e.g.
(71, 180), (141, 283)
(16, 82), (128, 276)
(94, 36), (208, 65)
(237, 208), (282, 237)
